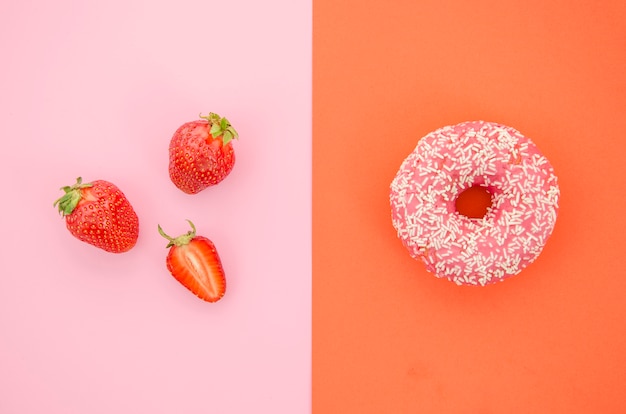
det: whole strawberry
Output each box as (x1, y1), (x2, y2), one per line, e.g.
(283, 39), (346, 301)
(168, 112), (239, 194)
(54, 177), (139, 253)
(158, 220), (226, 302)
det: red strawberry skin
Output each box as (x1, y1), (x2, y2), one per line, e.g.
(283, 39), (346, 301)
(168, 113), (238, 194)
(55, 178), (139, 253)
(158, 221), (226, 302)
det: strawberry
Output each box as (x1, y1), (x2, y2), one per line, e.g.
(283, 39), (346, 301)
(54, 177), (139, 253)
(157, 220), (226, 302)
(168, 112), (239, 194)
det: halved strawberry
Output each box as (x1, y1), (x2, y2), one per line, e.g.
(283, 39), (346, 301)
(168, 112), (239, 194)
(157, 220), (226, 302)
(54, 177), (139, 253)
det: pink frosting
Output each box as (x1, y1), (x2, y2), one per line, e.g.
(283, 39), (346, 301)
(390, 121), (560, 286)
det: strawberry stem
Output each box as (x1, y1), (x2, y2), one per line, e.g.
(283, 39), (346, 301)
(198, 112), (239, 146)
(53, 177), (93, 216)
(158, 219), (197, 248)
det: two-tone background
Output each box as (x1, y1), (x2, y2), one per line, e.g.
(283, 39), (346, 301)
(2, 0), (625, 412)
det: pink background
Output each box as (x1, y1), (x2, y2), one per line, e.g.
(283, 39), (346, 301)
(0, 1), (311, 413)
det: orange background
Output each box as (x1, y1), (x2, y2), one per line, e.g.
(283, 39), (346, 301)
(313, 1), (626, 413)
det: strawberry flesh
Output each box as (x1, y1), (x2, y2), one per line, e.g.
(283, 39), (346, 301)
(158, 220), (226, 302)
(167, 236), (226, 302)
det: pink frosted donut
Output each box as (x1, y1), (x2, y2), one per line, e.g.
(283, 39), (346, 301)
(389, 121), (560, 286)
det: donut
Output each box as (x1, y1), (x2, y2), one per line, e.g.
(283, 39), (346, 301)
(389, 121), (560, 286)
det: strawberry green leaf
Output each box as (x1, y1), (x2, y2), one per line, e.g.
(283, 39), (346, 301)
(158, 220), (197, 248)
(199, 112), (239, 145)
(53, 177), (93, 217)
(223, 131), (234, 146)
(210, 123), (222, 137)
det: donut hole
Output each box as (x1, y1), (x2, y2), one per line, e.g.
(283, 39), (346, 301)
(455, 185), (493, 219)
